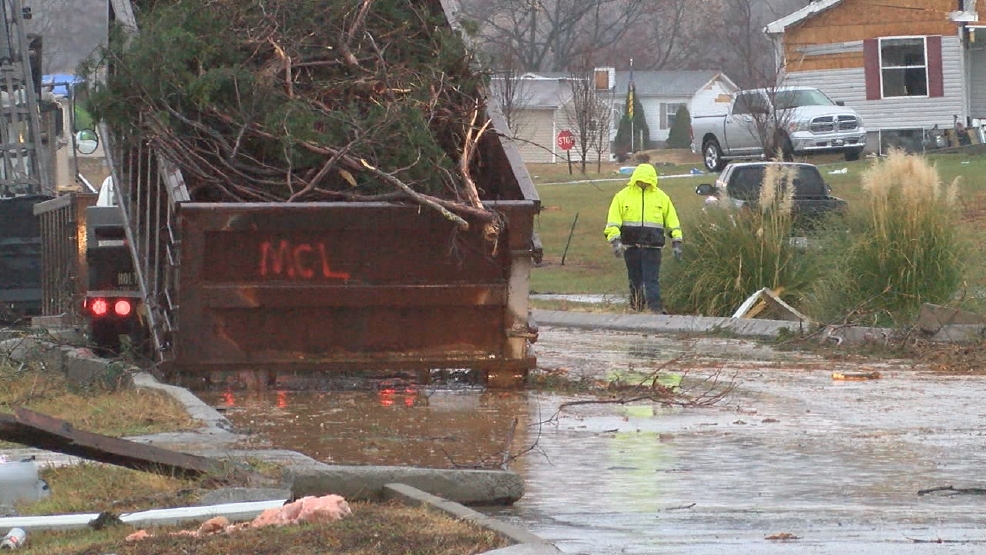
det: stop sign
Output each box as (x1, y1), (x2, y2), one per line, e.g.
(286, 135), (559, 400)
(556, 129), (575, 151)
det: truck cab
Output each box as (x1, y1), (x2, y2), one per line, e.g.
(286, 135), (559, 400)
(695, 162), (847, 230)
(83, 177), (145, 354)
(691, 87), (867, 173)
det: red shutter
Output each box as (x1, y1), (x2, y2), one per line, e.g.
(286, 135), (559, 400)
(864, 38), (880, 100)
(927, 35), (944, 98)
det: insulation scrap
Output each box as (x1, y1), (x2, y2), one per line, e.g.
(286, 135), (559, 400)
(125, 494), (352, 541)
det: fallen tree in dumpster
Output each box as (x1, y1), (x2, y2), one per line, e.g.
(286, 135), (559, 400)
(84, 0), (500, 233)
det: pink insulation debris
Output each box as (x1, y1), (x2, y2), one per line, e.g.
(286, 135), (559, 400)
(126, 494), (352, 541)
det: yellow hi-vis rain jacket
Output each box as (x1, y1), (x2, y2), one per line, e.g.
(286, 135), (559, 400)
(604, 164), (682, 247)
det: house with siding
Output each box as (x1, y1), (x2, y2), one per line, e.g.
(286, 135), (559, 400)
(598, 70), (740, 149)
(495, 70), (738, 163)
(765, 0), (983, 152)
(491, 74), (577, 164)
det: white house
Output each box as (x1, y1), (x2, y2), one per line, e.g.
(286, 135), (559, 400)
(599, 70), (740, 149)
(764, 0), (986, 151)
(493, 69), (739, 163)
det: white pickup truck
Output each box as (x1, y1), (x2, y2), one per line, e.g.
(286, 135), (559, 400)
(690, 87), (866, 173)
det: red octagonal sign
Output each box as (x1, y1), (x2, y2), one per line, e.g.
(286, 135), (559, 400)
(556, 129), (575, 151)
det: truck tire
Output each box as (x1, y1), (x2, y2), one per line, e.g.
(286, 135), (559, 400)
(702, 139), (725, 172)
(844, 148), (862, 162)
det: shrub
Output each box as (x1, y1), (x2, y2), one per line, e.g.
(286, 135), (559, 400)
(666, 105), (691, 149)
(809, 149), (969, 325)
(664, 165), (825, 316)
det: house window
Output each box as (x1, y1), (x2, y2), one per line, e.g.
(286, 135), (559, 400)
(612, 103), (624, 129)
(663, 103), (687, 129)
(880, 37), (928, 97)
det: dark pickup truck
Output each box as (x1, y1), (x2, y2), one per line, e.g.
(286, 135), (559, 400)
(695, 162), (847, 229)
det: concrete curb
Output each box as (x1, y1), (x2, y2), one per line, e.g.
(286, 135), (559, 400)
(534, 309), (806, 338)
(383, 483), (562, 553)
(534, 309), (986, 346)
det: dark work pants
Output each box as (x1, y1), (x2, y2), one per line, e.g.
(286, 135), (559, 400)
(624, 246), (663, 312)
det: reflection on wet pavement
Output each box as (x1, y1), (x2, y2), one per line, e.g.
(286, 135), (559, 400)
(197, 327), (986, 554)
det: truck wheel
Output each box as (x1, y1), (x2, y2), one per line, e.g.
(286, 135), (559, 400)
(703, 139), (725, 172)
(844, 148), (862, 162)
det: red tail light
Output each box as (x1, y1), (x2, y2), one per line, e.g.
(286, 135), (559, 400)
(90, 298), (109, 316)
(114, 300), (132, 317)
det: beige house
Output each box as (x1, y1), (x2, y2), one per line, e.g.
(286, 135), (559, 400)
(492, 73), (610, 164)
(494, 70), (738, 163)
(765, 0), (986, 151)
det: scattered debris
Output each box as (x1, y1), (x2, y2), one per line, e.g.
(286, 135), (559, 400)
(917, 485), (986, 496)
(831, 371), (882, 381)
(0, 527), (25, 549)
(125, 494), (352, 541)
(0, 407), (254, 480)
(0, 459), (49, 505)
(732, 288), (810, 324)
(765, 532), (800, 540)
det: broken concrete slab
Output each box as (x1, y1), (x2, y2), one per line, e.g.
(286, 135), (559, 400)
(289, 465), (525, 506)
(917, 303), (986, 334)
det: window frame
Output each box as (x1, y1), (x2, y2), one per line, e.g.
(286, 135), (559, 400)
(879, 36), (929, 99)
(663, 102), (687, 129)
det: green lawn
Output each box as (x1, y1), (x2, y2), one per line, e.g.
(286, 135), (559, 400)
(529, 149), (986, 299)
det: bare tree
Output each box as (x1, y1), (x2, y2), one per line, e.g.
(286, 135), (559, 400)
(564, 57), (610, 174)
(25, 0), (107, 75)
(488, 54), (535, 140)
(459, 0), (645, 72)
(711, 0), (804, 88)
(595, 0), (727, 71)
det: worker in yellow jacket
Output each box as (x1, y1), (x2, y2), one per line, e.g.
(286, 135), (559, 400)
(604, 163), (682, 313)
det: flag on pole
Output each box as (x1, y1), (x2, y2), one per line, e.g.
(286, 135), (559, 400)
(626, 59), (635, 119)
(627, 58), (635, 151)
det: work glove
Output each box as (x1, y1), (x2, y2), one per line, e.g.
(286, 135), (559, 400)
(611, 239), (627, 258)
(671, 240), (683, 261)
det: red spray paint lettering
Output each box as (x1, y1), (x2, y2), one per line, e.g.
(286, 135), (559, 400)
(259, 240), (351, 280)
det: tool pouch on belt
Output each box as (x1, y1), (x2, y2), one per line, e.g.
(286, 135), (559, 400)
(619, 226), (665, 247)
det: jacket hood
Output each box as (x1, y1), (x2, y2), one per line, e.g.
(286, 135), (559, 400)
(628, 164), (658, 188)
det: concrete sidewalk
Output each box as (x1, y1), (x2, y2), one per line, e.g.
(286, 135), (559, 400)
(533, 309), (807, 338)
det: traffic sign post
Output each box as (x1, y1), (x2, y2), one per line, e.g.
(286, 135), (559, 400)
(556, 129), (575, 151)
(556, 130), (575, 174)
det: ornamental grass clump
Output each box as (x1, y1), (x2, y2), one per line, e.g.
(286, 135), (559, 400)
(664, 165), (823, 316)
(816, 148), (968, 325)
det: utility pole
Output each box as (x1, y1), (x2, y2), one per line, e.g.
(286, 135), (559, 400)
(0, 0), (48, 197)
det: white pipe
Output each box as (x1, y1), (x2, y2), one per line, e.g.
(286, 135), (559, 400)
(0, 499), (287, 531)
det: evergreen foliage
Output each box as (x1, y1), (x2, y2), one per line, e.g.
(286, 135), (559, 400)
(665, 105), (691, 149)
(80, 0), (488, 201)
(612, 83), (648, 157)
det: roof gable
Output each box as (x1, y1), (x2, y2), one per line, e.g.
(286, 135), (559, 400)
(612, 70), (733, 97)
(765, 0), (845, 35)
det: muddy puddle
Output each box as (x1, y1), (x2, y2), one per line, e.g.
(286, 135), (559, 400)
(196, 327), (986, 554)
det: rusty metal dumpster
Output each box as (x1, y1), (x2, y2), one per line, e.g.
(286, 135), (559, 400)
(104, 0), (540, 386)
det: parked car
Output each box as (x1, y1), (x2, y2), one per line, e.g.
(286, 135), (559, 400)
(690, 87), (866, 173)
(695, 161), (847, 230)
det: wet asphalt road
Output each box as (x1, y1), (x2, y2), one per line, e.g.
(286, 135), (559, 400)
(484, 327), (986, 554)
(203, 325), (986, 554)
